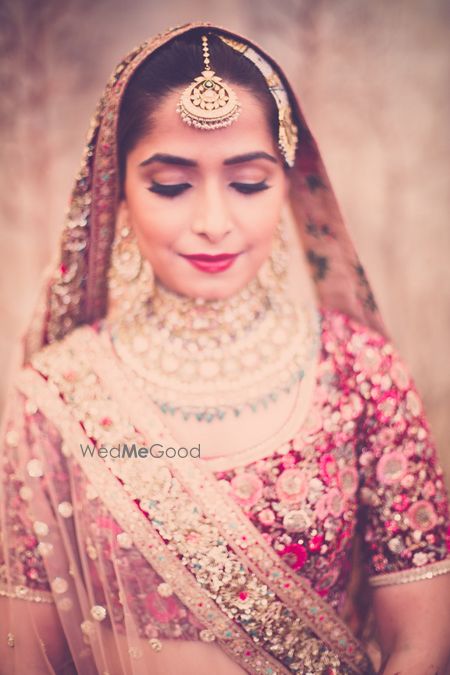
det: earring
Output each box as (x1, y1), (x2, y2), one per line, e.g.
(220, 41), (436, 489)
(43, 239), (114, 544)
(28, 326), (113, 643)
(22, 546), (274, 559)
(108, 220), (155, 321)
(257, 219), (289, 300)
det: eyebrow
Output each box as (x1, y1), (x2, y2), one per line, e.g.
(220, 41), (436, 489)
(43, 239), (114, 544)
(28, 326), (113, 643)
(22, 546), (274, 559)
(138, 151), (278, 168)
(139, 153), (196, 167)
(223, 152), (278, 165)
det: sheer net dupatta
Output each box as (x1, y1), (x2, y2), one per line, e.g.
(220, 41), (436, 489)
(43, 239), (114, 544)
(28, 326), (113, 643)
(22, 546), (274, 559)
(0, 387), (97, 673)
(0, 368), (255, 675)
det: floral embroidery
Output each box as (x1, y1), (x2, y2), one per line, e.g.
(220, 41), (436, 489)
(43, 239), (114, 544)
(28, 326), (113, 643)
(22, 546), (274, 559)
(338, 468), (358, 497)
(278, 543), (308, 570)
(3, 306), (449, 671)
(376, 451), (407, 485)
(213, 307), (450, 604)
(230, 472), (263, 508)
(407, 500), (438, 533)
(275, 468), (308, 503)
(319, 454), (337, 485)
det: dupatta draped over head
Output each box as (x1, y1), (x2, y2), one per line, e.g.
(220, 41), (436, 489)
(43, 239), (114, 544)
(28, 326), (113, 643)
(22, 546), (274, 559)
(23, 21), (388, 358)
(1, 21), (449, 675)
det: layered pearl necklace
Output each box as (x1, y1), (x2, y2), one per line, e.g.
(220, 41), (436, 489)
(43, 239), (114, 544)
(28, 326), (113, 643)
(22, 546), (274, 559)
(107, 276), (319, 423)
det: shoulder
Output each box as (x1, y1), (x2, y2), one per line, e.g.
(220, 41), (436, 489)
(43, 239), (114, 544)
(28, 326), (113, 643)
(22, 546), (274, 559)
(317, 306), (414, 390)
(318, 305), (391, 351)
(27, 322), (101, 381)
(318, 305), (395, 358)
(13, 323), (105, 433)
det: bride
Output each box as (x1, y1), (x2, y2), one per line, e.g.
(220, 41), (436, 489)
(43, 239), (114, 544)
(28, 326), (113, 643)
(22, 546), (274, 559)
(1, 22), (449, 675)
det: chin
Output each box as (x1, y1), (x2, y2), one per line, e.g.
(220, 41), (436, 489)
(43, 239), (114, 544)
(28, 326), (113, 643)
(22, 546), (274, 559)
(168, 274), (254, 301)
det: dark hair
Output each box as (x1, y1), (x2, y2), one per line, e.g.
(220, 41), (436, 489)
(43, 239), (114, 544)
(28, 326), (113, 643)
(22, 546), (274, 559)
(117, 29), (281, 188)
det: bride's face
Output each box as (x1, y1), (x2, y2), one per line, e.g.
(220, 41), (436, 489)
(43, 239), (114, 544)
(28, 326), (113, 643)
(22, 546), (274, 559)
(121, 85), (288, 300)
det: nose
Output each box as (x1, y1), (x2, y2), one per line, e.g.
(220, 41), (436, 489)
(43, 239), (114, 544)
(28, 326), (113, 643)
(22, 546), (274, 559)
(191, 179), (232, 243)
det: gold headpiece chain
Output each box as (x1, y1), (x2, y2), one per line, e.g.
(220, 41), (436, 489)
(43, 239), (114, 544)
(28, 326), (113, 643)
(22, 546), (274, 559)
(177, 34), (298, 167)
(176, 35), (241, 130)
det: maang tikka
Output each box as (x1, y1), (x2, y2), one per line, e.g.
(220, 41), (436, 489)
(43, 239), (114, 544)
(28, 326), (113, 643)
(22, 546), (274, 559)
(177, 33), (299, 168)
(177, 35), (241, 130)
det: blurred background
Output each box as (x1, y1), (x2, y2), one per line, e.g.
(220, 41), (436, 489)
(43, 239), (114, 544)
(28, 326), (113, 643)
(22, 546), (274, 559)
(0, 0), (449, 482)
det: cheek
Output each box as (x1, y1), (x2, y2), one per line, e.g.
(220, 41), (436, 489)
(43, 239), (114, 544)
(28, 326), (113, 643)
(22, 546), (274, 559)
(126, 191), (188, 250)
(237, 187), (285, 250)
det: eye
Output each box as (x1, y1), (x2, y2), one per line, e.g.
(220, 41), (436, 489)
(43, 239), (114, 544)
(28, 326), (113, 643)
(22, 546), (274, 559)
(148, 181), (192, 198)
(230, 180), (271, 195)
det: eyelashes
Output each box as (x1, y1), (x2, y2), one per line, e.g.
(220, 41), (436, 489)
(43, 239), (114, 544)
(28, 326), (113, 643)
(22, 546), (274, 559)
(230, 180), (270, 195)
(147, 180), (271, 198)
(147, 182), (191, 197)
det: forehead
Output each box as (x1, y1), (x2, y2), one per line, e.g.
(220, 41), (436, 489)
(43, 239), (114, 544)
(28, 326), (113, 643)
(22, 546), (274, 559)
(130, 85), (277, 161)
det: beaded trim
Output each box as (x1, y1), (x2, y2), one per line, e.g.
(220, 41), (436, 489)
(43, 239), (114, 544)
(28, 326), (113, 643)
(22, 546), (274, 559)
(369, 558), (450, 587)
(0, 584), (54, 604)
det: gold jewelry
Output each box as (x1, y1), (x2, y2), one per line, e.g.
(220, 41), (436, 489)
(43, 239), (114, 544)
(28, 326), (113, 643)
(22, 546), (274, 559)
(218, 36), (298, 168)
(257, 219), (289, 301)
(108, 220), (154, 321)
(198, 323), (320, 472)
(110, 299), (317, 424)
(107, 262), (316, 423)
(108, 211), (287, 324)
(106, 214), (304, 423)
(177, 35), (241, 130)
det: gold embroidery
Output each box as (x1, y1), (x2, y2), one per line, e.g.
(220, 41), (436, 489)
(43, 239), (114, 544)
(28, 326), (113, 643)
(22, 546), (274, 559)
(27, 459), (44, 477)
(37, 542), (54, 557)
(33, 521), (49, 537)
(57, 501), (74, 518)
(90, 605), (107, 621)
(51, 577), (69, 594)
(157, 583), (173, 597)
(148, 638), (162, 652)
(199, 629), (216, 642)
(19, 486), (33, 501)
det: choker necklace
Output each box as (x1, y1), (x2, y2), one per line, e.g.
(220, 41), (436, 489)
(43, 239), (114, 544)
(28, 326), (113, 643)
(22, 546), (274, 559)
(107, 276), (318, 423)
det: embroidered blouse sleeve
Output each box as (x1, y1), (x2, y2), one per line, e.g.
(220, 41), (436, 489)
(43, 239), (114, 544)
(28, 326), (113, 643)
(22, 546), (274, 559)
(347, 320), (450, 587)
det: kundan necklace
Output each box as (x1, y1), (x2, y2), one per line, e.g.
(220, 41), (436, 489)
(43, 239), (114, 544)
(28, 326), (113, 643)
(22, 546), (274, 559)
(107, 275), (318, 423)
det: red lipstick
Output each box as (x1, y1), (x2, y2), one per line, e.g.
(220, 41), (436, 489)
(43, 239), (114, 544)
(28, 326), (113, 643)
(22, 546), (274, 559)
(181, 252), (241, 273)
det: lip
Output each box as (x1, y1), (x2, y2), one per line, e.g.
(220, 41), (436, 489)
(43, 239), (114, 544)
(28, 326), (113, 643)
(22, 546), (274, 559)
(181, 253), (240, 262)
(180, 252), (241, 274)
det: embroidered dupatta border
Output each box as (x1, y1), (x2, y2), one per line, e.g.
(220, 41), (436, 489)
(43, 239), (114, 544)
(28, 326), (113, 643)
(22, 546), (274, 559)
(16, 367), (292, 675)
